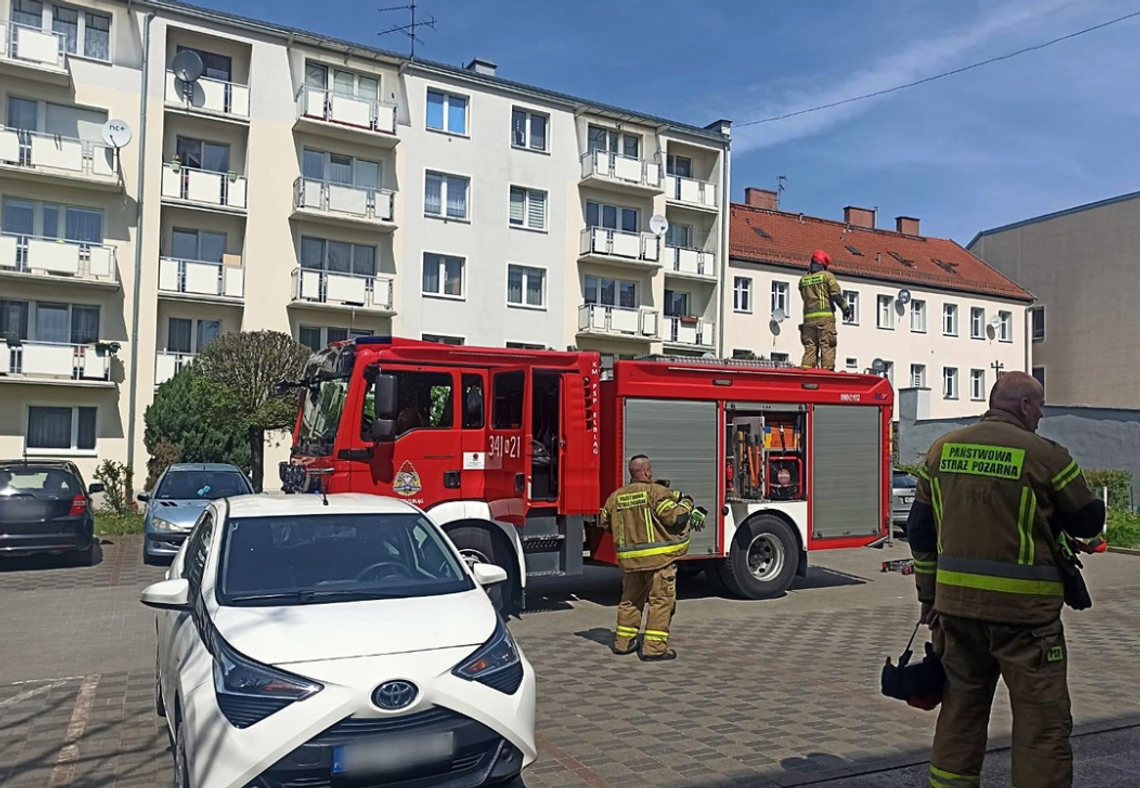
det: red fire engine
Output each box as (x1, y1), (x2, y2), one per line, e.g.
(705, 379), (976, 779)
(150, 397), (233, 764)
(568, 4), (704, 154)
(279, 336), (893, 613)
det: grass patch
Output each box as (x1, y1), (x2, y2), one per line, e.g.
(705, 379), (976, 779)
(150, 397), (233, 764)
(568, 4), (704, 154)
(95, 511), (145, 536)
(1106, 510), (1140, 549)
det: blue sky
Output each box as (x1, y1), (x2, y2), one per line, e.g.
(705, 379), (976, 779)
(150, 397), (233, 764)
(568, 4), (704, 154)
(193, 0), (1140, 245)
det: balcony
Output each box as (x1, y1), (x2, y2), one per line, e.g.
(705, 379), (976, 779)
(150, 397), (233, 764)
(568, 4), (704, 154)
(294, 86), (399, 148)
(0, 234), (119, 289)
(0, 22), (69, 85)
(665, 246), (717, 281)
(165, 71), (250, 122)
(155, 351), (194, 386)
(291, 178), (396, 231)
(579, 150), (662, 195)
(161, 163), (247, 213)
(577, 304), (658, 341)
(289, 268), (395, 315)
(0, 128), (120, 190)
(665, 316), (716, 350)
(579, 228), (660, 269)
(0, 341), (116, 387)
(665, 174), (718, 212)
(158, 257), (244, 304)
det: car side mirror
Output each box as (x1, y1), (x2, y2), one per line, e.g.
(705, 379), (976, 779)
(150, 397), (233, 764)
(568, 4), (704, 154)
(88, 482), (105, 495)
(137, 492), (150, 502)
(471, 562), (508, 587)
(140, 578), (191, 611)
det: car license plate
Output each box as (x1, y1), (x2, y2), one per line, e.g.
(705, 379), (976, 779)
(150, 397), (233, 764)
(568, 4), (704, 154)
(332, 732), (454, 775)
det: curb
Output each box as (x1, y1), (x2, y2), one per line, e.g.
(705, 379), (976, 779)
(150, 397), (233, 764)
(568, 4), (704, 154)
(1107, 545), (1140, 556)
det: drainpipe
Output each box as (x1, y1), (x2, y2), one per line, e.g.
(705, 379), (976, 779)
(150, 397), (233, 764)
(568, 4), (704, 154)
(126, 10), (156, 481)
(717, 138), (731, 356)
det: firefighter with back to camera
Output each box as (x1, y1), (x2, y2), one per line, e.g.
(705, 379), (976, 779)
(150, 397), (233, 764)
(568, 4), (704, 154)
(907, 371), (1106, 788)
(798, 249), (852, 370)
(597, 454), (704, 662)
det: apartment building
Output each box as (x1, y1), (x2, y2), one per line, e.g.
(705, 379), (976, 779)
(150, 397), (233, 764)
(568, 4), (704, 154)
(726, 189), (1034, 420)
(0, 0), (730, 483)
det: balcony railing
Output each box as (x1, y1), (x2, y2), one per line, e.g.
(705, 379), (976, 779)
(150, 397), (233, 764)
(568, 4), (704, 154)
(3, 341), (113, 382)
(580, 150), (662, 190)
(295, 86), (398, 137)
(665, 174), (718, 209)
(159, 257), (244, 300)
(666, 316), (715, 347)
(577, 304), (658, 339)
(155, 351), (194, 385)
(293, 177), (395, 224)
(666, 245), (717, 278)
(165, 71), (250, 118)
(2, 21), (66, 70)
(579, 227), (660, 264)
(0, 127), (117, 182)
(161, 163), (247, 210)
(0, 233), (118, 285)
(291, 268), (395, 312)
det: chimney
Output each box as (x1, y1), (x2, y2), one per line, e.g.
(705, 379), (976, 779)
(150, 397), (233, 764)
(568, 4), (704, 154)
(464, 57), (497, 76)
(896, 216), (921, 236)
(843, 206), (876, 229)
(744, 188), (779, 210)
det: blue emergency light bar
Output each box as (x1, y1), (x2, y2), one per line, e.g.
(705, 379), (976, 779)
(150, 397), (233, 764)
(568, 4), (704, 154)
(354, 336), (394, 345)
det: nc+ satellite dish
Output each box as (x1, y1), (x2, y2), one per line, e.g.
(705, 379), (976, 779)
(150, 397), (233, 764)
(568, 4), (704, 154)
(100, 119), (132, 149)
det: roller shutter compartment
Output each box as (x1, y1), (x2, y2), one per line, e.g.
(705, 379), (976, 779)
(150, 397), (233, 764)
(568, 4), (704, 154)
(811, 405), (882, 539)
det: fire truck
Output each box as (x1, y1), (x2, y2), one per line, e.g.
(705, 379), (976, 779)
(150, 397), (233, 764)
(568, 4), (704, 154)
(279, 336), (893, 614)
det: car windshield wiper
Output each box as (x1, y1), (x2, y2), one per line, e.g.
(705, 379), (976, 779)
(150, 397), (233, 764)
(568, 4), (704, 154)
(227, 588), (406, 604)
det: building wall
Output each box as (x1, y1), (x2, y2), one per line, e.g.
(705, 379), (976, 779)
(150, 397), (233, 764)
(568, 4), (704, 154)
(967, 193), (1140, 409)
(724, 260), (1029, 419)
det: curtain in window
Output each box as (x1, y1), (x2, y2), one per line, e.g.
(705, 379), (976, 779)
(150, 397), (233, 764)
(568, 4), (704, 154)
(2, 200), (35, 237)
(524, 267), (543, 306)
(599, 279), (615, 306)
(64, 208), (103, 244)
(299, 326), (322, 352)
(304, 63), (327, 90)
(167, 318), (192, 353)
(42, 204), (60, 238)
(443, 256), (462, 296)
(70, 305), (99, 344)
(426, 92), (444, 129)
(509, 188), (525, 226)
(326, 241), (351, 273)
(6, 98), (38, 132)
(619, 282), (637, 309)
(197, 320), (220, 349)
(354, 160), (379, 189)
(666, 224), (691, 248)
(301, 150), (325, 180)
(332, 70), (354, 97)
(511, 110), (526, 147)
(52, 7), (78, 54)
(27, 407), (72, 450)
(352, 245), (376, 277)
(527, 191), (546, 229)
(327, 327), (348, 343)
(202, 142), (229, 173)
(0, 300), (30, 340)
(508, 267), (523, 304)
(424, 174), (442, 215)
(445, 176), (466, 219)
(357, 76), (378, 100)
(328, 154), (353, 186)
(620, 208), (637, 234)
(422, 254), (440, 294)
(77, 407), (97, 450)
(46, 102), (110, 141)
(12, 0), (43, 28)
(299, 237), (324, 270)
(530, 115), (546, 150)
(84, 13), (110, 60)
(35, 303), (69, 344)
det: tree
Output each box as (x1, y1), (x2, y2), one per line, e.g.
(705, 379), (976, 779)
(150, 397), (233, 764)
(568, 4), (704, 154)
(193, 330), (311, 491)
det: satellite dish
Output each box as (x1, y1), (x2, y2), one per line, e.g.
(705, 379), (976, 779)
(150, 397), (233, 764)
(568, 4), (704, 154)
(701, 352), (716, 359)
(100, 119), (132, 149)
(872, 358), (887, 372)
(649, 214), (669, 237)
(897, 289), (912, 305)
(989, 314), (1002, 329)
(172, 49), (204, 83)
(771, 307), (786, 323)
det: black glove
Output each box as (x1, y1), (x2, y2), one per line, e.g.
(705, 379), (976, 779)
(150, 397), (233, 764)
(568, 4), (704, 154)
(842, 305), (854, 321)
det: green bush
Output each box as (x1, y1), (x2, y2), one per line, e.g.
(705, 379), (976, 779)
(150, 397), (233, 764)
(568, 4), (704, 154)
(1106, 510), (1140, 549)
(93, 459), (134, 514)
(1084, 469), (1132, 511)
(94, 511), (145, 536)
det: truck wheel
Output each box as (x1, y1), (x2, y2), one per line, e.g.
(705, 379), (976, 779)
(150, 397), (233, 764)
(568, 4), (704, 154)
(448, 526), (518, 616)
(717, 515), (798, 600)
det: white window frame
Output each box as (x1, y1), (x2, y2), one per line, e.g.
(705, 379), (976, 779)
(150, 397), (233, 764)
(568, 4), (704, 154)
(970, 369), (986, 401)
(424, 170), (470, 221)
(943, 303), (959, 336)
(733, 277), (752, 313)
(0, 298), (100, 344)
(25, 405), (97, 455)
(304, 62), (380, 101)
(302, 148), (381, 189)
(842, 291), (859, 325)
(425, 88), (469, 136)
(770, 281), (789, 316)
(771, 352), (790, 364)
(998, 310), (1013, 343)
(421, 251), (465, 300)
(845, 358), (858, 371)
(422, 333), (464, 345)
(943, 367), (959, 400)
(1031, 306), (1045, 342)
(509, 185), (547, 232)
(970, 307), (985, 339)
(16, 1), (113, 62)
(506, 341), (545, 350)
(910, 299), (927, 333)
(584, 275), (637, 309)
(882, 360), (894, 386)
(910, 364), (927, 388)
(165, 316), (220, 354)
(511, 107), (548, 152)
(586, 123), (640, 158)
(507, 263), (546, 310)
(298, 325), (372, 352)
(877, 295), (895, 329)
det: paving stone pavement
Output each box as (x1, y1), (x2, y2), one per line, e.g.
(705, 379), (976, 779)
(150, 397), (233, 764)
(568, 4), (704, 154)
(0, 536), (1137, 788)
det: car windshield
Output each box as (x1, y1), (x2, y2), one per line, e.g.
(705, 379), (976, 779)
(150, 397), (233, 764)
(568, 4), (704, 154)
(893, 473), (918, 489)
(218, 512), (475, 605)
(0, 468), (80, 499)
(156, 471), (251, 501)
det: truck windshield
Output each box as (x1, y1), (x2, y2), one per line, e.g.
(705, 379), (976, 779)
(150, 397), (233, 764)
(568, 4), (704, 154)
(295, 348), (353, 457)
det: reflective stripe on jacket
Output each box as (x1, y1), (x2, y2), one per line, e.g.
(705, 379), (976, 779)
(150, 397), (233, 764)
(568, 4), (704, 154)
(598, 480), (693, 572)
(798, 268), (842, 320)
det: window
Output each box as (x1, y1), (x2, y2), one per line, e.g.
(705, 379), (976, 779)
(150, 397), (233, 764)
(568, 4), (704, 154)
(506, 342), (544, 350)
(300, 237), (376, 277)
(587, 124), (639, 158)
(664, 289), (690, 318)
(388, 370), (454, 434)
(424, 172), (469, 220)
(83, 11), (110, 60)
(943, 304), (959, 336)
(910, 364), (926, 388)
(843, 291), (859, 324)
(1, 301), (99, 344)
(998, 310), (1013, 342)
(298, 326), (371, 352)
(733, 278), (752, 313)
(2, 198), (103, 246)
(585, 200), (637, 233)
(422, 334), (463, 345)
(771, 281), (789, 316)
(971, 307), (985, 339)
(18, 2), (111, 61)
(175, 46), (231, 82)
(176, 136), (229, 172)
(12, 0), (42, 28)
(426, 90), (467, 135)
(507, 265), (545, 308)
(26, 406), (96, 452)
(0, 299), (30, 340)
(171, 228), (225, 263)
(970, 369), (986, 401)
(665, 222), (692, 248)
(422, 253), (464, 298)
(584, 276), (636, 309)
(6, 97), (107, 142)
(1032, 366), (1045, 392)
(882, 361), (894, 386)
(910, 300), (926, 332)
(846, 358), (858, 371)
(304, 62), (379, 100)
(877, 295), (895, 329)
(492, 371), (525, 429)
(771, 352), (790, 364)
(511, 108), (547, 151)
(301, 149), (380, 189)
(461, 374), (484, 429)
(166, 317), (219, 353)
(943, 367), (959, 399)
(1031, 306), (1045, 341)
(666, 155), (692, 178)
(509, 186), (546, 231)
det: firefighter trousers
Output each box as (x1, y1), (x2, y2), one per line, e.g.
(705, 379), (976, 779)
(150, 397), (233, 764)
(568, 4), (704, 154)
(614, 563), (677, 656)
(799, 317), (837, 370)
(929, 614), (1072, 788)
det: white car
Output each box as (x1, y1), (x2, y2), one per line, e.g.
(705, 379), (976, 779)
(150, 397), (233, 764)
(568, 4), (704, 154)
(141, 493), (536, 788)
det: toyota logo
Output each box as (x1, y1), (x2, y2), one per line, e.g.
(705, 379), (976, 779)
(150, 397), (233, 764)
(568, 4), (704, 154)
(373, 680), (418, 711)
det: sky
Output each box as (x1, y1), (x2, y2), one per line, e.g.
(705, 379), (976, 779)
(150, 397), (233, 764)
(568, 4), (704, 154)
(191, 0), (1140, 245)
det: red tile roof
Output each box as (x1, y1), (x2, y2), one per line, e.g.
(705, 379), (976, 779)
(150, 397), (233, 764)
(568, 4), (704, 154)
(729, 204), (1035, 302)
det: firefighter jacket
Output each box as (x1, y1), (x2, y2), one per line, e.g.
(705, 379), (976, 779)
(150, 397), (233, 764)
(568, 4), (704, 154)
(598, 480), (694, 572)
(911, 409), (1097, 626)
(798, 264), (843, 321)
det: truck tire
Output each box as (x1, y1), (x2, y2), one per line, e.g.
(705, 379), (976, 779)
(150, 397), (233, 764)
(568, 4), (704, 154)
(716, 515), (798, 600)
(447, 525), (518, 616)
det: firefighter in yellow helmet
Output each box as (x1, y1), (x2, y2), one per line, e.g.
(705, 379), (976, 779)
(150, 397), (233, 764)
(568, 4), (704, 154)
(907, 371), (1106, 788)
(798, 249), (852, 370)
(597, 454), (701, 661)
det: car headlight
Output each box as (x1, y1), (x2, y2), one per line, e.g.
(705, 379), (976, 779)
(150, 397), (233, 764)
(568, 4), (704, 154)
(151, 516), (183, 532)
(452, 620), (522, 692)
(209, 629), (322, 727)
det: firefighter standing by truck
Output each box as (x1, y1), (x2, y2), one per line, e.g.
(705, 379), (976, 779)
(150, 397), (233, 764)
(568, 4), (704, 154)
(798, 249), (852, 370)
(907, 372), (1106, 788)
(598, 455), (698, 662)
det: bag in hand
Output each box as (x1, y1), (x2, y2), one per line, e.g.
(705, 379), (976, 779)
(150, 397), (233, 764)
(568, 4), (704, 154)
(881, 623), (946, 711)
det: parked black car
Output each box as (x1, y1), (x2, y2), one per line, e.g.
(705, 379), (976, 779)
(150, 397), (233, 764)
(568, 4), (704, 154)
(0, 460), (104, 564)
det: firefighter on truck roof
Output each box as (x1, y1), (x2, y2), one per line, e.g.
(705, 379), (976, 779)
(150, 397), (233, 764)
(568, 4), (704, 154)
(597, 455), (698, 662)
(798, 249), (852, 371)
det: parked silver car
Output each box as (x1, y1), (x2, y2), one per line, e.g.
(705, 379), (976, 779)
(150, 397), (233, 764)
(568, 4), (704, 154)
(892, 471), (918, 531)
(140, 463), (254, 564)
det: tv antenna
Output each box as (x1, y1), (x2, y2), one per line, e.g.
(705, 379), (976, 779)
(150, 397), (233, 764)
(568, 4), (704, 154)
(378, 1), (436, 59)
(776, 175), (786, 207)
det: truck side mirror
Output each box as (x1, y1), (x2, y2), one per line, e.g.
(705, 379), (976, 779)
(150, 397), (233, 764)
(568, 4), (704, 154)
(373, 373), (398, 420)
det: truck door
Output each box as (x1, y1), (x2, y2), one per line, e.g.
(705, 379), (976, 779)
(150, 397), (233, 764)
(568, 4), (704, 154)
(459, 371), (488, 500)
(486, 367), (531, 525)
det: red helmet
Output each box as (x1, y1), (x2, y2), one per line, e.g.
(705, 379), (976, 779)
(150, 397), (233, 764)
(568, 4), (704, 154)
(812, 249), (832, 267)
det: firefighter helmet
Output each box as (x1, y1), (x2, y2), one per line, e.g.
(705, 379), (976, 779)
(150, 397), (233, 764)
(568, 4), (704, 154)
(811, 249), (832, 268)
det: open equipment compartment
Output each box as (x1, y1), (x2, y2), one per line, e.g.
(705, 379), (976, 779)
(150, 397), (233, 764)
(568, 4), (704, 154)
(724, 403), (806, 503)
